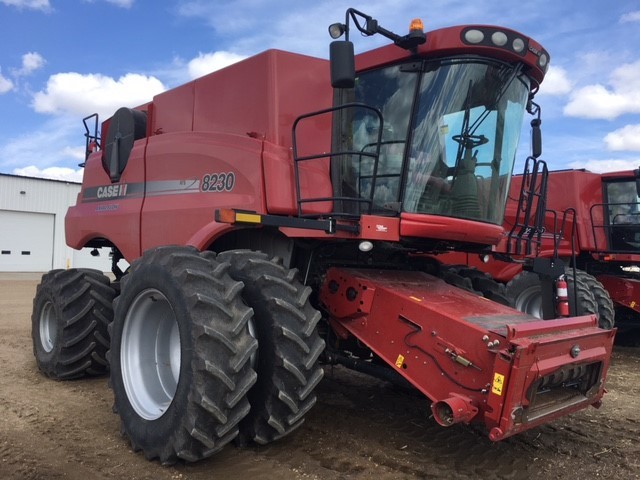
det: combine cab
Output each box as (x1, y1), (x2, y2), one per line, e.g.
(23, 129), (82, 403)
(31, 8), (615, 464)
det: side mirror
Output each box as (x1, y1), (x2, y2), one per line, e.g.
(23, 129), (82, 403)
(330, 41), (355, 89)
(531, 118), (542, 159)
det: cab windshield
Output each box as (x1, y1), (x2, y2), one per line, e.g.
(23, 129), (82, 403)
(342, 56), (530, 225)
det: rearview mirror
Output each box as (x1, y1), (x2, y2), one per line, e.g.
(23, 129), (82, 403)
(531, 118), (542, 159)
(330, 41), (355, 89)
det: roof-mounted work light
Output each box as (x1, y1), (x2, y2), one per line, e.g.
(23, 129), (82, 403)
(329, 23), (346, 39)
(328, 8), (427, 88)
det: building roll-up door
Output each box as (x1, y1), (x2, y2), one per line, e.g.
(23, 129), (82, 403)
(0, 210), (54, 272)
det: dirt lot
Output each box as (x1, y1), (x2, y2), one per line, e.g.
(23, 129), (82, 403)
(1, 274), (639, 480)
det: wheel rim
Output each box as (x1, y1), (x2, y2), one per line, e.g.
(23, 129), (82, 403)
(39, 300), (57, 353)
(121, 288), (181, 420)
(513, 285), (543, 319)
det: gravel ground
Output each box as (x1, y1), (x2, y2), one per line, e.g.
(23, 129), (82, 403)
(1, 274), (639, 479)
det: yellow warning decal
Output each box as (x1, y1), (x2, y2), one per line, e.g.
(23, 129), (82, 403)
(631, 300), (637, 308)
(395, 354), (405, 368)
(492, 373), (505, 395)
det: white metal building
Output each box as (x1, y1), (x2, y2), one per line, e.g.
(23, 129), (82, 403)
(0, 173), (111, 272)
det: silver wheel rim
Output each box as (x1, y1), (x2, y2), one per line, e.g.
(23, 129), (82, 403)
(39, 300), (57, 353)
(514, 285), (543, 319)
(121, 288), (181, 420)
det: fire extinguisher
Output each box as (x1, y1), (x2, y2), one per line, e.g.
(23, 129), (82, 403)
(556, 274), (569, 317)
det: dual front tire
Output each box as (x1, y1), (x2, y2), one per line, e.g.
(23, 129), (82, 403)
(31, 246), (324, 463)
(110, 247), (324, 463)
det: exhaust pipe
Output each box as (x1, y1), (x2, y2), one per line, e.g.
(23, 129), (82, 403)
(431, 395), (478, 426)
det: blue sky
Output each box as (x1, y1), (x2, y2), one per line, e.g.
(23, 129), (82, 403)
(1, 0), (639, 182)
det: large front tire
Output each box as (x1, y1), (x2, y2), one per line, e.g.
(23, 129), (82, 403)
(109, 246), (258, 463)
(31, 269), (115, 379)
(218, 250), (325, 445)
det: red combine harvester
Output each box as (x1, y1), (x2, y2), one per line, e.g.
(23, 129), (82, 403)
(31, 8), (615, 464)
(452, 168), (640, 335)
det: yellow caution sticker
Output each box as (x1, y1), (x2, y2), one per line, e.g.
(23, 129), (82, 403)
(631, 301), (636, 308)
(395, 354), (405, 368)
(492, 373), (505, 396)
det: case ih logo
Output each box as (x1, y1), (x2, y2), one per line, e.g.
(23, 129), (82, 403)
(96, 184), (128, 199)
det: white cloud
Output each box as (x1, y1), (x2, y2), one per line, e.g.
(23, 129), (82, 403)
(60, 145), (86, 160)
(187, 51), (247, 79)
(0, 0), (50, 10)
(32, 72), (166, 119)
(620, 11), (640, 23)
(568, 158), (640, 173)
(537, 65), (572, 96)
(0, 69), (13, 93)
(14, 52), (45, 76)
(564, 60), (640, 120)
(12, 165), (84, 182)
(604, 125), (640, 152)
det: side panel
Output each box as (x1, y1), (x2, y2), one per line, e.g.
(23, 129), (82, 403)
(597, 274), (640, 314)
(400, 212), (504, 244)
(191, 50), (332, 151)
(66, 145), (145, 261)
(263, 141), (333, 215)
(152, 82), (195, 134)
(507, 170), (605, 253)
(140, 132), (265, 252)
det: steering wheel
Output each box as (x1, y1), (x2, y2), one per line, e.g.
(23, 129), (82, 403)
(452, 134), (489, 149)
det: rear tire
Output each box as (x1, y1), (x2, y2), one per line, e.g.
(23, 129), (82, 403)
(576, 271), (615, 329)
(31, 269), (115, 379)
(505, 271), (545, 318)
(505, 269), (601, 322)
(218, 249), (325, 445)
(108, 246), (258, 463)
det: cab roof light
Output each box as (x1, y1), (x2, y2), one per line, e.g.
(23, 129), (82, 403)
(538, 52), (549, 72)
(461, 27), (529, 57)
(512, 37), (526, 53)
(491, 31), (508, 47)
(409, 18), (424, 32)
(464, 29), (484, 44)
